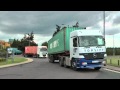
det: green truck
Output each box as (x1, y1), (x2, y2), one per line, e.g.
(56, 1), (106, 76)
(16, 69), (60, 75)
(48, 27), (81, 54)
(48, 26), (107, 71)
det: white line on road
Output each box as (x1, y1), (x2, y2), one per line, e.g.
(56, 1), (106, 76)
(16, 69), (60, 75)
(103, 68), (120, 74)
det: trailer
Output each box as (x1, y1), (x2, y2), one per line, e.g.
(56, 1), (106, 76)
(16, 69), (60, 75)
(48, 27), (107, 71)
(24, 46), (48, 58)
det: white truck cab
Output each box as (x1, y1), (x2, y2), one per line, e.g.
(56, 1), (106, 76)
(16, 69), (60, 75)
(68, 29), (107, 70)
(37, 46), (48, 58)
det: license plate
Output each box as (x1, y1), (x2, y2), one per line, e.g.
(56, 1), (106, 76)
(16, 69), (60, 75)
(92, 60), (99, 63)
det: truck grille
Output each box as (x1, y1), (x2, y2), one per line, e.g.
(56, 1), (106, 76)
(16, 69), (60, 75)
(83, 53), (104, 60)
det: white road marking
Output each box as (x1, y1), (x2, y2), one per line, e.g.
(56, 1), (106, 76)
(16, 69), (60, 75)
(103, 68), (120, 74)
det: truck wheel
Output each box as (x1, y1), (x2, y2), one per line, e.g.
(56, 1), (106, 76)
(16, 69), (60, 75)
(49, 55), (54, 63)
(59, 57), (64, 67)
(37, 55), (39, 58)
(25, 55), (27, 57)
(48, 59), (50, 62)
(59, 60), (64, 67)
(48, 55), (51, 63)
(71, 61), (78, 71)
(51, 59), (54, 63)
(63, 59), (69, 68)
(51, 56), (54, 63)
(48, 58), (51, 63)
(94, 67), (101, 70)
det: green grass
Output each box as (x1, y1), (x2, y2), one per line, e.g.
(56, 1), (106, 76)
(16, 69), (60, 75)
(107, 55), (120, 67)
(0, 57), (27, 66)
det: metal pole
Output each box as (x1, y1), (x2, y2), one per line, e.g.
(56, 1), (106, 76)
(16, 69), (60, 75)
(12, 51), (14, 63)
(113, 35), (115, 56)
(103, 11), (105, 40)
(6, 50), (8, 61)
(29, 40), (30, 46)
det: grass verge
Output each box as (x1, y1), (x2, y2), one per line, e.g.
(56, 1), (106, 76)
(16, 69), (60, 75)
(107, 55), (120, 67)
(0, 57), (27, 66)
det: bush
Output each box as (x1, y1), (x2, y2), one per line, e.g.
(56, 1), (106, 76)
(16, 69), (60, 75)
(0, 49), (7, 58)
(0, 58), (6, 62)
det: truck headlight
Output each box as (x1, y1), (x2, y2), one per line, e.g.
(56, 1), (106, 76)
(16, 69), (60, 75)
(104, 54), (107, 58)
(82, 62), (87, 65)
(102, 61), (106, 66)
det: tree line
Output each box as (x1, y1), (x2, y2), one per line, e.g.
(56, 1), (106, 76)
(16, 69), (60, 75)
(11, 31), (49, 53)
(106, 48), (120, 55)
(11, 31), (38, 52)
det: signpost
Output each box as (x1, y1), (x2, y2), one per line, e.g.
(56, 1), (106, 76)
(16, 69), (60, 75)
(6, 50), (8, 61)
(12, 50), (14, 63)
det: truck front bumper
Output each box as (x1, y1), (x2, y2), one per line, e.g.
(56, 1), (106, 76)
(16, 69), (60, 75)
(76, 58), (106, 69)
(79, 65), (102, 69)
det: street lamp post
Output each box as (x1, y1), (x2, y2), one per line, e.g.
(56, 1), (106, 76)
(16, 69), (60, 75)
(26, 33), (30, 46)
(113, 35), (115, 56)
(103, 11), (105, 39)
(29, 40), (30, 46)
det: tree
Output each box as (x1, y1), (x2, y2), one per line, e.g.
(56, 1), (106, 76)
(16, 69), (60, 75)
(73, 22), (79, 27)
(53, 25), (61, 37)
(11, 31), (38, 52)
(41, 42), (48, 47)
(11, 39), (21, 48)
(56, 25), (61, 32)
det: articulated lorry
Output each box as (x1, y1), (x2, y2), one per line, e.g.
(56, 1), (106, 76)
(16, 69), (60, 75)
(24, 46), (48, 58)
(48, 27), (107, 71)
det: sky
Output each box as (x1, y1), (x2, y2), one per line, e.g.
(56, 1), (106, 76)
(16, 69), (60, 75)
(0, 11), (120, 47)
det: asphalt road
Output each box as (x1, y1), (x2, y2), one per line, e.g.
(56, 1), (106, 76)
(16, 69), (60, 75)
(0, 56), (120, 79)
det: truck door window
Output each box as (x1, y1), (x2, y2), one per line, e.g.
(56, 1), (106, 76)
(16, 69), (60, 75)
(73, 38), (77, 47)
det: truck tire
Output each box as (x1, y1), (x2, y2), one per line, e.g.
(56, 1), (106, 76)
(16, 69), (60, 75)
(49, 55), (54, 63)
(94, 67), (101, 70)
(51, 59), (54, 63)
(59, 57), (64, 67)
(48, 58), (51, 63)
(51, 56), (54, 63)
(63, 58), (69, 68)
(71, 60), (78, 71)
(37, 55), (39, 58)
(25, 54), (27, 57)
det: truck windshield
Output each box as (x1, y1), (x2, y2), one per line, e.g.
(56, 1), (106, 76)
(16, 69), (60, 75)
(79, 36), (105, 47)
(40, 48), (47, 52)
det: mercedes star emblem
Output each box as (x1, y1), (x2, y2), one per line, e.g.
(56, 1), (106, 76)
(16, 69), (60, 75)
(93, 53), (97, 58)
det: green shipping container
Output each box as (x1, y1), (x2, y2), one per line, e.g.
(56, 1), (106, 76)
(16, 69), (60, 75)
(48, 27), (84, 54)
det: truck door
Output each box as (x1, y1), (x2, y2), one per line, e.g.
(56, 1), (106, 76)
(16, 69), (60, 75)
(73, 37), (78, 58)
(70, 36), (79, 59)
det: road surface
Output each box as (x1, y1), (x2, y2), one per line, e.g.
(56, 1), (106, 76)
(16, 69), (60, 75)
(0, 57), (120, 79)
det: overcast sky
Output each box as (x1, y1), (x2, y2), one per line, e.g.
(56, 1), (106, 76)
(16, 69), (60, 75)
(0, 11), (120, 47)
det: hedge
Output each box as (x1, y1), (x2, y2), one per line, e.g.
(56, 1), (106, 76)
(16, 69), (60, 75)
(0, 49), (7, 59)
(0, 58), (6, 62)
(106, 48), (120, 55)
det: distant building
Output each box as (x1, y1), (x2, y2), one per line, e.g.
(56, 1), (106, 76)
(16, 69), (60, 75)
(0, 40), (11, 49)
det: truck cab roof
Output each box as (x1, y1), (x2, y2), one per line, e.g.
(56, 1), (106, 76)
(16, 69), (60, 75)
(70, 29), (103, 38)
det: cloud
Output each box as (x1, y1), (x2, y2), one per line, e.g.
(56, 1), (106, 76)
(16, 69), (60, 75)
(0, 11), (120, 47)
(0, 11), (103, 37)
(113, 16), (120, 25)
(105, 25), (120, 35)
